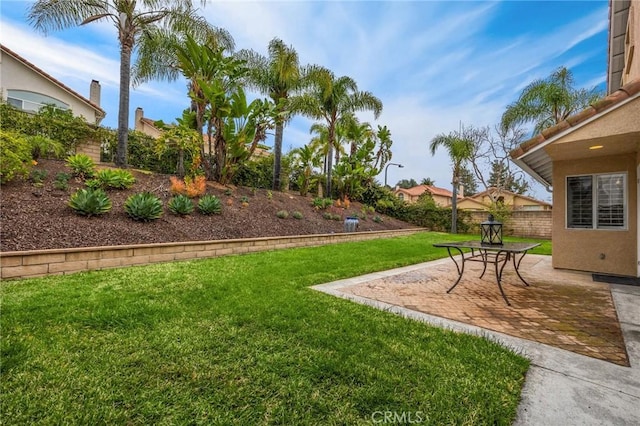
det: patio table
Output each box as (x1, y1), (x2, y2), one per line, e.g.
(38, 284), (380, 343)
(433, 241), (541, 306)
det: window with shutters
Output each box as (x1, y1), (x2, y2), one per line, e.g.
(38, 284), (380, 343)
(566, 173), (626, 230)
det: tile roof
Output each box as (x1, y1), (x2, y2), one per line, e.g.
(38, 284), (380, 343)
(1, 44), (105, 117)
(470, 187), (552, 206)
(510, 77), (640, 159)
(397, 184), (457, 198)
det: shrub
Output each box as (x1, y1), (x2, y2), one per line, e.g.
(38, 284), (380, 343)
(170, 175), (206, 198)
(28, 135), (64, 160)
(68, 188), (112, 217)
(84, 179), (102, 190)
(54, 172), (70, 191)
(185, 175), (206, 198)
(30, 169), (48, 184)
(292, 211), (303, 220)
(266, 190), (273, 201)
(198, 195), (222, 215)
(373, 215), (383, 223)
(66, 154), (95, 179)
(169, 176), (186, 195)
(0, 130), (33, 184)
(168, 194), (194, 216)
(312, 197), (333, 210)
(94, 169), (136, 190)
(124, 192), (163, 222)
(240, 196), (249, 204)
(276, 210), (289, 219)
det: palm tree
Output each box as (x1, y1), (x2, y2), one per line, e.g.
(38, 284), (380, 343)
(429, 132), (474, 234)
(28, 0), (211, 168)
(501, 66), (602, 135)
(134, 32), (237, 178)
(290, 67), (382, 196)
(237, 38), (304, 191)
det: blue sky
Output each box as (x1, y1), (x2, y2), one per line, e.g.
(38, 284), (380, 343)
(1, 0), (610, 201)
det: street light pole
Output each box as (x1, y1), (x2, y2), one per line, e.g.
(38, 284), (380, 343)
(384, 162), (404, 187)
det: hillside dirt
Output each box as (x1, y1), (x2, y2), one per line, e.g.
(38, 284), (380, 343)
(0, 159), (416, 252)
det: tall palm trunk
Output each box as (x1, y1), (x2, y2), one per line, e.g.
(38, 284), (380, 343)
(272, 121), (284, 191)
(326, 125), (335, 197)
(116, 41), (133, 167)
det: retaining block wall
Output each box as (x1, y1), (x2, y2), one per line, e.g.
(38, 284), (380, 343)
(468, 211), (552, 239)
(0, 229), (425, 281)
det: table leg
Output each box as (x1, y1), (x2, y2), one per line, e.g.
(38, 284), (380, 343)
(512, 251), (531, 286)
(494, 250), (511, 306)
(445, 246), (465, 294)
(478, 249), (488, 278)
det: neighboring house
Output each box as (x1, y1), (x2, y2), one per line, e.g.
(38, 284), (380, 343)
(0, 44), (105, 125)
(134, 107), (164, 139)
(511, 0), (639, 277)
(135, 108), (272, 159)
(394, 184), (461, 207)
(457, 188), (552, 212)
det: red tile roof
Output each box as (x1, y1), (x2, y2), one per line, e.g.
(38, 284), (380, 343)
(397, 184), (457, 198)
(510, 78), (640, 158)
(469, 187), (552, 207)
(1, 44), (105, 118)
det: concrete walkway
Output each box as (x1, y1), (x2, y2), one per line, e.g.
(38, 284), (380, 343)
(313, 257), (640, 425)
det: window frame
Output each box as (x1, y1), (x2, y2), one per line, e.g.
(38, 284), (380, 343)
(565, 172), (627, 231)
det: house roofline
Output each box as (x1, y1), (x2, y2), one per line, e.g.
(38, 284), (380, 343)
(1, 44), (106, 118)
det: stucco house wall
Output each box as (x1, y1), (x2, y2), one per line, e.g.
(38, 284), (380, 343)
(0, 45), (104, 125)
(552, 154), (637, 276)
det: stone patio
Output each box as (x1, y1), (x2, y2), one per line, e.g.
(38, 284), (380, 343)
(336, 255), (629, 366)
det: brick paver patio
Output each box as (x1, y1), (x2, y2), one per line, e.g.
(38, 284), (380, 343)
(342, 255), (629, 366)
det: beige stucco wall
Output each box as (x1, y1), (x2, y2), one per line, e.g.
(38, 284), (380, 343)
(552, 154), (637, 276)
(0, 50), (101, 124)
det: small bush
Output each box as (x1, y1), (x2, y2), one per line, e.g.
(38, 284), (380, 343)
(28, 135), (64, 160)
(124, 192), (163, 222)
(94, 169), (136, 189)
(266, 190), (273, 201)
(292, 211), (303, 220)
(373, 215), (383, 223)
(224, 188), (233, 196)
(0, 130), (33, 184)
(66, 154), (95, 179)
(276, 210), (289, 219)
(321, 212), (341, 221)
(169, 176), (187, 195)
(30, 169), (48, 184)
(168, 194), (194, 216)
(240, 196), (249, 204)
(170, 175), (206, 198)
(198, 195), (222, 215)
(185, 175), (206, 198)
(68, 188), (112, 217)
(312, 197), (333, 210)
(85, 179), (102, 190)
(53, 172), (70, 191)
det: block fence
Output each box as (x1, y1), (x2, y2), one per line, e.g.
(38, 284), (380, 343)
(467, 210), (552, 239)
(0, 228), (425, 281)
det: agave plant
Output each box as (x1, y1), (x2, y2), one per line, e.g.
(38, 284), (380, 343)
(95, 169), (136, 189)
(65, 154), (96, 179)
(68, 188), (112, 217)
(198, 194), (222, 215)
(124, 192), (163, 222)
(168, 194), (194, 216)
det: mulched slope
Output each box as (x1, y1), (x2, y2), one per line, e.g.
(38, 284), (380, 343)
(0, 159), (415, 252)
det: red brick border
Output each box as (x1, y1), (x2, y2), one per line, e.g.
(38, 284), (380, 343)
(0, 229), (425, 280)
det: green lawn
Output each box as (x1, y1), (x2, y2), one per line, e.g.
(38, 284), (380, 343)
(1, 232), (548, 424)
